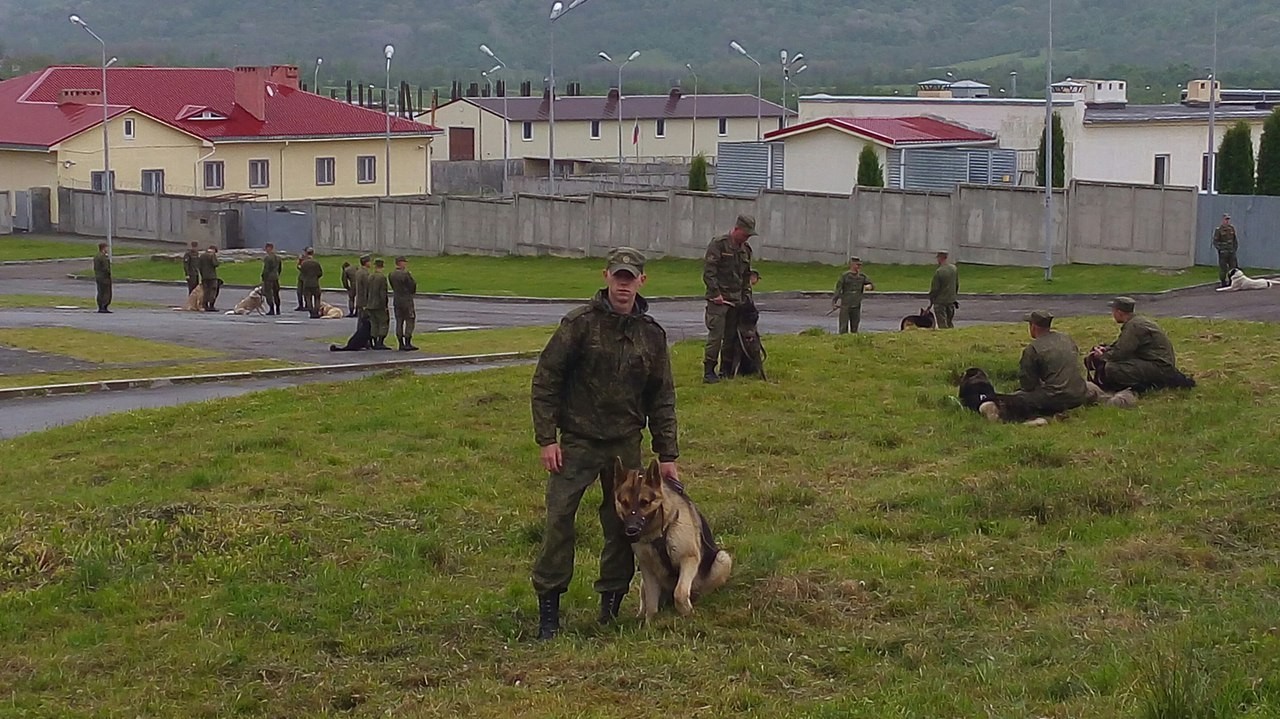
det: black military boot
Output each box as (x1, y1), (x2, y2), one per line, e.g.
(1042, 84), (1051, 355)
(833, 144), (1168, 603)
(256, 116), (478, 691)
(375, 336), (393, 351)
(598, 591), (625, 625)
(536, 593), (561, 641)
(403, 336), (419, 352)
(703, 361), (719, 384)
(395, 335), (406, 351)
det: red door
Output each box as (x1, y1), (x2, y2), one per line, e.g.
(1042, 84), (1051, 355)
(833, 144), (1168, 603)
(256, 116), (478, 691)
(449, 127), (476, 160)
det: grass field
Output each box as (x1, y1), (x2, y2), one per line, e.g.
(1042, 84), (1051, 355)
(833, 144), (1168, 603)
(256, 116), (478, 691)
(0, 294), (159, 310)
(96, 254), (1269, 298)
(2, 319), (1279, 717)
(0, 359), (295, 390)
(0, 235), (149, 262)
(0, 328), (217, 364)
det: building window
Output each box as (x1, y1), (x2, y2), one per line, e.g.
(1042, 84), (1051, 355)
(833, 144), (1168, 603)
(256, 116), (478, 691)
(718, 117), (728, 136)
(522, 121), (533, 141)
(203, 161), (224, 191)
(123, 118), (136, 140)
(249, 159), (270, 189)
(655, 118), (666, 138)
(1201, 152), (1217, 192)
(141, 169), (164, 194)
(357, 155), (377, 184)
(590, 120), (601, 140)
(1153, 154), (1170, 186)
(316, 157), (336, 186)
(90, 170), (115, 192)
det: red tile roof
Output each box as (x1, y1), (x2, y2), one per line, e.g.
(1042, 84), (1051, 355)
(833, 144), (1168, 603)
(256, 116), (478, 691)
(764, 116), (995, 146)
(0, 66), (440, 149)
(440, 93), (793, 123)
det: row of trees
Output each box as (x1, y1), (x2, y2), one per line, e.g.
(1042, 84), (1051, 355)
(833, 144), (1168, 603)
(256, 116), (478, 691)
(1216, 109), (1280, 195)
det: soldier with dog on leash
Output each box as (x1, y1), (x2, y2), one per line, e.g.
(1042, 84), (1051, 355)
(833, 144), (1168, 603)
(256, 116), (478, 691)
(702, 214), (756, 384)
(929, 250), (959, 329)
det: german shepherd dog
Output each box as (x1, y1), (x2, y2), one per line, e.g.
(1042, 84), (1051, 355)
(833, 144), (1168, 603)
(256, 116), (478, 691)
(613, 458), (733, 620)
(900, 306), (937, 330)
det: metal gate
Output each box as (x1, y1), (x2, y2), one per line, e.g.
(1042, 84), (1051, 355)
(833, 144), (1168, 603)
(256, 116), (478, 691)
(13, 190), (31, 231)
(240, 203), (314, 253)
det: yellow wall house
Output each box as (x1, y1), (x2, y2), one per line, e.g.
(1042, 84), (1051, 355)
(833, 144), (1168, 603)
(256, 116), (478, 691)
(0, 64), (442, 223)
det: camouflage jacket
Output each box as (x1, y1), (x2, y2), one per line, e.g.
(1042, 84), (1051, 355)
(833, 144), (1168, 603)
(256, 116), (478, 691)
(1212, 225), (1238, 253)
(929, 263), (958, 306)
(261, 254), (283, 280)
(353, 267), (370, 309)
(703, 234), (753, 304)
(298, 258), (324, 288)
(197, 252), (219, 282)
(362, 270), (389, 310)
(1019, 330), (1089, 404)
(93, 252), (111, 281)
(833, 271), (872, 305)
(531, 290), (679, 461)
(182, 250), (200, 278)
(389, 269), (417, 302)
(342, 264), (358, 291)
(1101, 315), (1177, 369)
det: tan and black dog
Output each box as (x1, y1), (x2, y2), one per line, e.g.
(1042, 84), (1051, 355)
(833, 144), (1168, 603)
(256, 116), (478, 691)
(613, 458), (732, 620)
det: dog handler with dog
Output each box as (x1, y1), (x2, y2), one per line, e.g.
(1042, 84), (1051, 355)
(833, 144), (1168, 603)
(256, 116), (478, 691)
(529, 247), (680, 640)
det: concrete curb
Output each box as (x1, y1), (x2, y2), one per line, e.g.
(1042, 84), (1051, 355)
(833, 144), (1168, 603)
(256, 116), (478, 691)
(2, 254), (149, 266)
(0, 351), (540, 401)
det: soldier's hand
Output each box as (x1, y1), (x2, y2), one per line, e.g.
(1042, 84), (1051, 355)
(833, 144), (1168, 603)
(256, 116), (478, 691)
(658, 461), (679, 484)
(540, 443), (563, 474)
(711, 295), (726, 305)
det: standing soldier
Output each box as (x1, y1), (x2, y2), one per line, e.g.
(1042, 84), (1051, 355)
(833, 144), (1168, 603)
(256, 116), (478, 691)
(702, 213), (756, 383)
(260, 243), (283, 315)
(1212, 214), (1239, 288)
(341, 261), (358, 316)
(298, 248), (324, 318)
(197, 245), (220, 312)
(929, 250), (959, 329)
(529, 246), (679, 640)
(93, 242), (112, 314)
(832, 256), (875, 334)
(292, 246), (311, 312)
(389, 256), (419, 351)
(362, 258), (392, 349)
(182, 241), (201, 296)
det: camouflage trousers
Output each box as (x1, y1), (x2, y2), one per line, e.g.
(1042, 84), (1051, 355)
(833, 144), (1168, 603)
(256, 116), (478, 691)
(934, 303), (956, 329)
(96, 280), (112, 310)
(302, 285), (322, 316)
(704, 302), (741, 370)
(1218, 251), (1238, 287)
(531, 433), (640, 597)
(365, 308), (390, 338)
(838, 303), (862, 334)
(395, 301), (416, 338)
(261, 277), (281, 310)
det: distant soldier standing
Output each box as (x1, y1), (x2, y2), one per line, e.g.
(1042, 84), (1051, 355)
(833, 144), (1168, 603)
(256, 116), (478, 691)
(389, 256), (419, 351)
(362, 258), (392, 350)
(182, 241), (200, 295)
(702, 213), (756, 383)
(929, 250), (959, 329)
(1212, 214), (1239, 288)
(353, 254), (371, 317)
(261, 243), (283, 315)
(832, 256), (875, 334)
(293, 246), (312, 312)
(93, 242), (112, 314)
(298, 248), (324, 318)
(197, 245), (220, 312)
(341, 261), (358, 316)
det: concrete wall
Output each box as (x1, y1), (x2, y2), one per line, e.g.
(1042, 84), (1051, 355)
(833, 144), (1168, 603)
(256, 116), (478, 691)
(0, 192), (11, 234)
(1072, 181), (1198, 267)
(443, 197), (516, 256)
(57, 187), (229, 242)
(955, 185), (1068, 266)
(1195, 194), (1280, 269)
(515, 194), (590, 256)
(852, 187), (954, 264)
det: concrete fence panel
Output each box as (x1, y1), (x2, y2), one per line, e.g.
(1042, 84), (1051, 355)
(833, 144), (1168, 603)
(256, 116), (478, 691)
(514, 194), (590, 257)
(1195, 194), (1280, 269)
(589, 192), (671, 257)
(850, 188), (953, 265)
(1070, 181), (1197, 268)
(442, 198), (516, 256)
(955, 185), (1067, 266)
(314, 202), (378, 253)
(757, 190), (849, 265)
(0, 193), (12, 234)
(669, 191), (752, 257)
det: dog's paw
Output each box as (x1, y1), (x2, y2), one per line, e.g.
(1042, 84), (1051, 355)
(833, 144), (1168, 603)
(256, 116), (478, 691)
(1023, 417), (1049, 427)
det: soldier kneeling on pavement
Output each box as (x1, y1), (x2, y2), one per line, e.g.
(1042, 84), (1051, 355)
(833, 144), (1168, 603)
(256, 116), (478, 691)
(1085, 297), (1196, 403)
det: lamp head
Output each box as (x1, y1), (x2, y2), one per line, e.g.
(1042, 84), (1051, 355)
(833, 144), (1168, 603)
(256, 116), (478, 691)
(69, 14), (84, 25)
(791, 52), (804, 64)
(794, 64), (807, 75)
(730, 41), (746, 55)
(384, 44), (395, 60)
(685, 63), (694, 72)
(316, 57), (323, 65)
(549, 1), (564, 20)
(480, 44), (494, 57)
(489, 64), (503, 74)
(598, 51), (612, 62)
(780, 50), (787, 64)
(627, 50), (640, 62)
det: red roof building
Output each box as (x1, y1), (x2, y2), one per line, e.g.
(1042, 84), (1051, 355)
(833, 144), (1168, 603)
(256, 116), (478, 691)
(764, 116), (995, 147)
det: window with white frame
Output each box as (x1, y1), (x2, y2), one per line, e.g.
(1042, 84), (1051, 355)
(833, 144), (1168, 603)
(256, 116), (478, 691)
(123, 118), (136, 140)
(203, 161), (224, 191)
(590, 120), (601, 140)
(316, 157), (336, 186)
(1153, 155), (1170, 186)
(357, 155), (377, 184)
(90, 170), (116, 192)
(141, 169), (164, 194)
(655, 118), (666, 138)
(249, 159), (270, 189)
(718, 117), (728, 136)
(522, 121), (533, 141)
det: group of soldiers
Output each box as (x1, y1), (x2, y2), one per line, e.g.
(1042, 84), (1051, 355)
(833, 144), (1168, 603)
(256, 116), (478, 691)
(334, 254), (420, 351)
(180, 242), (224, 312)
(831, 250), (960, 333)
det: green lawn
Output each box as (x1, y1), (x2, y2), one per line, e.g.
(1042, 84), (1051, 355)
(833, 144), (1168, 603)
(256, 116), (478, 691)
(0, 359), (294, 390)
(97, 254), (1268, 297)
(2, 319), (1279, 717)
(0, 234), (149, 261)
(0, 328), (218, 364)
(0, 294), (159, 310)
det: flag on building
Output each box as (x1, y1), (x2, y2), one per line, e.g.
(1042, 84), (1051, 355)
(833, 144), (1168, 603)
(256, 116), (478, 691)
(632, 118), (640, 146)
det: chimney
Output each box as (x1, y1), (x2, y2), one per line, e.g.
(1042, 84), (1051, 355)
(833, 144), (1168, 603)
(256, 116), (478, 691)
(608, 85), (620, 101)
(497, 79), (506, 97)
(233, 66), (268, 121)
(669, 86), (682, 100)
(58, 88), (102, 106)
(521, 80), (532, 97)
(467, 82), (480, 98)
(268, 65), (301, 90)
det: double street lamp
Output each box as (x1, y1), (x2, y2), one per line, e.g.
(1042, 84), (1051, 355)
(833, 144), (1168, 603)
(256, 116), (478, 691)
(599, 50), (640, 182)
(780, 50), (805, 126)
(685, 63), (699, 158)
(479, 44), (510, 195)
(548, 0), (589, 194)
(384, 44), (394, 198)
(68, 14), (113, 259)
(729, 40), (763, 140)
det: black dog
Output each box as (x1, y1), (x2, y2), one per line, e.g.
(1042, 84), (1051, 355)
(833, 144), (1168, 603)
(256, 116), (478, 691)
(900, 307), (936, 330)
(957, 367), (998, 411)
(330, 314), (372, 352)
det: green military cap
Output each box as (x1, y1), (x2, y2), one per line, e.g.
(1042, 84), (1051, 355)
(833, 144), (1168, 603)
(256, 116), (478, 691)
(849, 256), (862, 263)
(1024, 309), (1054, 326)
(395, 256), (407, 263)
(1109, 296), (1136, 312)
(606, 247), (646, 276)
(735, 214), (758, 237)
(359, 254), (371, 263)
(374, 258), (385, 267)
(936, 249), (950, 257)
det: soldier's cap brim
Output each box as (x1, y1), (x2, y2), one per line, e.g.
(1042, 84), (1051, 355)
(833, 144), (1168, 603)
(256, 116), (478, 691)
(608, 264), (642, 277)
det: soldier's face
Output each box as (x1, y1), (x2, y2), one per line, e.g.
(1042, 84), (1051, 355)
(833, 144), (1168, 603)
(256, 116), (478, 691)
(604, 269), (645, 306)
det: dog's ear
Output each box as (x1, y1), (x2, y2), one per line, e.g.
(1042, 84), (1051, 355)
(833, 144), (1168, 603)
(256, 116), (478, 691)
(613, 456), (627, 485)
(645, 459), (662, 488)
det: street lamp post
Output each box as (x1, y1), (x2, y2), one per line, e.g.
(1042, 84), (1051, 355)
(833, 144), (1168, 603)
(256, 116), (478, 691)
(600, 50), (640, 182)
(1043, 0), (1054, 281)
(780, 50), (803, 126)
(790, 64), (807, 119)
(685, 63), (698, 159)
(384, 44), (394, 198)
(1206, 0), (1219, 195)
(547, 0), (588, 194)
(69, 14), (113, 260)
(314, 57), (323, 93)
(730, 40), (763, 140)
(479, 44), (510, 195)
(1010, 71), (1018, 97)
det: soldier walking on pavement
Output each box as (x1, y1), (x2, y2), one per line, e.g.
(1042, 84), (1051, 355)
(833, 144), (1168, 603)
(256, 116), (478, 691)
(93, 242), (112, 314)
(1212, 214), (1239, 288)
(832, 256), (875, 334)
(929, 250), (959, 329)
(182, 241), (200, 295)
(702, 214), (756, 383)
(260, 243), (283, 315)
(362, 258), (392, 350)
(389, 256), (419, 351)
(197, 245), (220, 312)
(529, 247), (680, 640)
(341, 261), (359, 316)
(298, 248), (324, 318)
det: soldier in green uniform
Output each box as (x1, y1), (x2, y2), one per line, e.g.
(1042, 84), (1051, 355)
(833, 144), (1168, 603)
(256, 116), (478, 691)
(182, 241), (200, 295)
(702, 213), (756, 383)
(983, 310), (1090, 422)
(292, 246), (312, 312)
(197, 245), (220, 312)
(260, 243), (283, 315)
(341, 261), (358, 316)
(929, 250), (959, 329)
(362, 258), (392, 349)
(529, 246), (680, 640)
(1086, 297), (1196, 393)
(93, 242), (112, 314)
(1212, 214), (1239, 288)
(353, 255), (371, 316)
(298, 248), (324, 318)
(832, 256), (875, 334)
(389, 256), (419, 351)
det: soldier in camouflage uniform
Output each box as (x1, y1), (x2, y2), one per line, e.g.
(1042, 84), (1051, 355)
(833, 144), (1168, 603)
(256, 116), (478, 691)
(1086, 297), (1196, 393)
(182, 241), (201, 295)
(298, 248), (324, 318)
(832, 256), (875, 334)
(261, 243), (283, 315)
(702, 213), (756, 383)
(1212, 214), (1239, 288)
(93, 242), (112, 313)
(929, 250), (959, 329)
(987, 310), (1090, 422)
(197, 245), (220, 312)
(389, 256), (419, 351)
(341, 261), (359, 316)
(362, 258), (392, 349)
(529, 246), (680, 640)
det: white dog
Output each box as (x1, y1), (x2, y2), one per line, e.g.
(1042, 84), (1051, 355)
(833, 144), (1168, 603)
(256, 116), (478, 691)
(226, 286), (268, 315)
(1216, 268), (1278, 292)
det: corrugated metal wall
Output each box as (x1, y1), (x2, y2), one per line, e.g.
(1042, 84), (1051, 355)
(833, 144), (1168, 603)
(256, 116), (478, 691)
(715, 142), (780, 197)
(887, 147), (1019, 191)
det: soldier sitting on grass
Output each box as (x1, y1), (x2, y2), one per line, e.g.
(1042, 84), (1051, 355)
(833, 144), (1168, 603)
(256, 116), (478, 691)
(977, 310), (1092, 424)
(1085, 297), (1196, 403)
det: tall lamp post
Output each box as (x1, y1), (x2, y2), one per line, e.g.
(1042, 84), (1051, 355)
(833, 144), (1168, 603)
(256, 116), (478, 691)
(599, 50), (640, 182)
(384, 44), (394, 197)
(69, 14), (113, 260)
(780, 50), (804, 126)
(1206, 1), (1219, 195)
(547, 0), (588, 194)
(1043, 0), (1054, 280)
(479, 44), (510, 195)
(314, 57), (323, 93)
(729, 40), (763, 140)
(685, 63), (698, 159)
(1010, 70), (1018, 97)
(790, 64), (807, 119)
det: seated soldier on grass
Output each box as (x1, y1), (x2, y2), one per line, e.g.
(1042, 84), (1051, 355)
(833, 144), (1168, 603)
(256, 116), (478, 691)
(1085, 297), (1196, 394)
(981, 310), (1090, 423)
